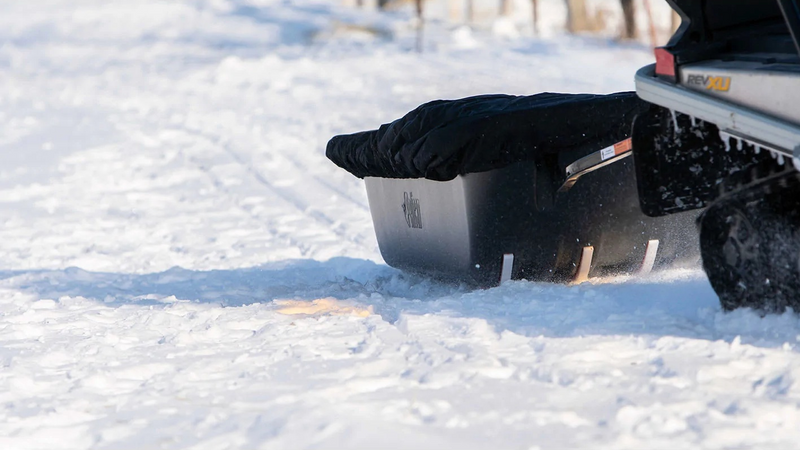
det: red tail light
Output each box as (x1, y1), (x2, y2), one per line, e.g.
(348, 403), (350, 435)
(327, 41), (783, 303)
(654, 47), (676, 80)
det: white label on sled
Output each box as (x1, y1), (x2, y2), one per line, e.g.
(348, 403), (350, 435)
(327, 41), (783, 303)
(500, 253), (514, 284)
(600, 146), (615, 161)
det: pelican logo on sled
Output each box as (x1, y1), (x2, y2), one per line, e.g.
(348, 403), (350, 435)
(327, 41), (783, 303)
(686, 75), (731, 92)
(402, 192), (423, 229)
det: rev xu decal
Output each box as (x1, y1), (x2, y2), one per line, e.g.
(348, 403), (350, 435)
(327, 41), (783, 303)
(686, 74), (731, 92)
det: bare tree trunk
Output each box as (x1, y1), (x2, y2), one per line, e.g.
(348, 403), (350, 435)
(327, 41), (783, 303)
(499, 0), (512, 17)
(416, 0), (424, 52)
(565, 0), (588, 34)
(466, 0), (475, 23)
(620, 0), (636, 39)
(531, 0), (539, 34)
(671, 9), (681, 32)
(642, 0), (657, 46)
(449, 0), (461, 21)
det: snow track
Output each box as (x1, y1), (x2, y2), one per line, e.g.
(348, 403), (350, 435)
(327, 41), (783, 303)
(1, 1), (800, 449)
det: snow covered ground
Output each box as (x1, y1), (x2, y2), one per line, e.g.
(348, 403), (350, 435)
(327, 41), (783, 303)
(2, 1), (800, 449)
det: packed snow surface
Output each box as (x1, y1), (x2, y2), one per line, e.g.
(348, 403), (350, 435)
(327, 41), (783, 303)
(2, 1), (800, 449)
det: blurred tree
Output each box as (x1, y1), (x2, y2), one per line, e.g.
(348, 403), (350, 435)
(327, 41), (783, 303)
(416, 0), (424, 52)
(565, 0), (589, 33)
(620, 0), (636, 39)
(671, 9), (681, 32)
(531, 0), (539, 34)
(499, 0), (513, 17)
(642, 0), (657, 46)
(449, 0), (461, 21)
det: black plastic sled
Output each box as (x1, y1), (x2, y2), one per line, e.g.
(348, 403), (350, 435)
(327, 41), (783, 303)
(327, 92), (701, 286)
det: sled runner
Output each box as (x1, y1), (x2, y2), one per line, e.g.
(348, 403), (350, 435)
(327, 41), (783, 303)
(327, 92), (701, 286)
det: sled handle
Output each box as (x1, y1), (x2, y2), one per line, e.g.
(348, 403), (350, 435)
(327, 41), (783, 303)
(558, 138), (633, 193)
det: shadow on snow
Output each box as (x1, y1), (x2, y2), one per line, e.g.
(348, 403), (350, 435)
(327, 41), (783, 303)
(2, 258), (800, 348)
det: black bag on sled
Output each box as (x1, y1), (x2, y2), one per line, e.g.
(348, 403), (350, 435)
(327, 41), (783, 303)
(327, 92), (701, 286)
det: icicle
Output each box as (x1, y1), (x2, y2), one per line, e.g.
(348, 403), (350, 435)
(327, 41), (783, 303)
(670, 109), (680, 134)
(793, 156), (800, 171)
(771, 151), (777, 159)
(778, 154), (785, 165)
(719, 131), (732, 152)
(755, 145), (761, 154)
(736, 138), (743, 151)
(690, 116), (697, 127)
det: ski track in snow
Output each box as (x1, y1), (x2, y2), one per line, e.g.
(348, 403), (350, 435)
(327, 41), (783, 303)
(1, 1), (800, 449)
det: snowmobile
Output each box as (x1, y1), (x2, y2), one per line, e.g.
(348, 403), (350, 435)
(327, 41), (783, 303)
(632, 0), (800, 312)
(327, 92), (701, 286)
